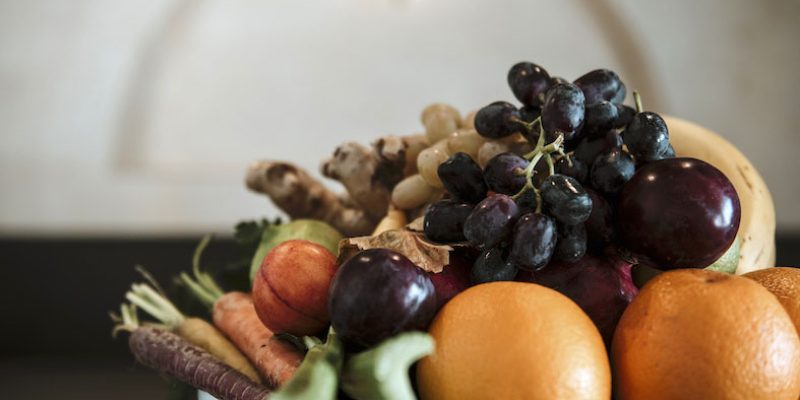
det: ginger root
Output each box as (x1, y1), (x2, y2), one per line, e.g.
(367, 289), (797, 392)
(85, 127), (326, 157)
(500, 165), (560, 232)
(321, 135), (421, 220)
(245, 161), (375, 237)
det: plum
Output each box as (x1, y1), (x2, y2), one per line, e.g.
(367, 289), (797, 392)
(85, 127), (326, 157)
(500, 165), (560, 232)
(519, 253), (637, 345)
(329, 249), (437, 350)
(428, 252), (474, 309)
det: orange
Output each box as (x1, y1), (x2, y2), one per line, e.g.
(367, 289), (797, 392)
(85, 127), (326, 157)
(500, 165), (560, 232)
(612, 269), (800, 400)
(744, 267), (800, 335)
(416, 281), (610, 400)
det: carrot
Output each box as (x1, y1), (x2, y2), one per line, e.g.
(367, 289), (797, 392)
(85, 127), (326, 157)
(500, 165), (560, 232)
(181, 237), (304, 388)
(124, 275), (262, 384)
(113, 305), (271, 400)
(213, 292), (304, 387)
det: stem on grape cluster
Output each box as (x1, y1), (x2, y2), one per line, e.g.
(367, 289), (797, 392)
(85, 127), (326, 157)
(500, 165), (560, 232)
(633, 91), (644, 113)
(512, 124), (565, 215)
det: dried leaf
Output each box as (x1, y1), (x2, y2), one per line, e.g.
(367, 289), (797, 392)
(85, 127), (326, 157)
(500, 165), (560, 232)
(406, 216), (424, 232)
(338, 229), (452, 273)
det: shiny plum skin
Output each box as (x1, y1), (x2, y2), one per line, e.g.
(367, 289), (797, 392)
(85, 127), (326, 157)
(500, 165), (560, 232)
(616, 157), (741, 269)
(520, 253), (637, 345)
(584, 188), (614, 252)
(328, 249), (437, 350)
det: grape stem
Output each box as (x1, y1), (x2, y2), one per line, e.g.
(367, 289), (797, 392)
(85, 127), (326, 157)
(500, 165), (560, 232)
(633, 91), (644, 113)
(511, 119), (565, 214)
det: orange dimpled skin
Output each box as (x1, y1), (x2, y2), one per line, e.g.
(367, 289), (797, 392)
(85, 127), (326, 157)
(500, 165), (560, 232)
(612, 269), (800, 400)
(417, 281), (611, 400)
(744, 267), (800, 335)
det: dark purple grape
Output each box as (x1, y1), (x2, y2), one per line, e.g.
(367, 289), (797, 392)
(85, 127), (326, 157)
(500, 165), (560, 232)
(508, 62), (551, 107)
(590, 148), (635, 195)
(555, 155), (588, 183)
(423, 200), (473, 243)
(483, 152), (528, 195)
(622, 112), (670, 163)
(474, 101), (523, 139)
(553, 223), (587, 263)
(437, 152), (487, 202)
(541, 83), (585, 141)
(471, 246), (518, 284)
(509, 213), (557, 271)
(463, 194), (520, 249)
(550, 76), (569, 86)
(660, 144), (676, 158)
(573, 69), (626, 105)
(616, 158), (741, 269)
(514, 189), (539, 214)
(584, 188), (614, 252)
(615, 105), (636, 128)
(519, 105), (541, 123)
(329, 249), (437, 350)
(540, 174), (592, 225)
(574, 130), (623, 166)
(583, 101), (619, 137)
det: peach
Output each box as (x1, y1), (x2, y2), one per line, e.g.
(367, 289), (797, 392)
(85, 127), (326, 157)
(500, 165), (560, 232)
(252, 239), (338, 336)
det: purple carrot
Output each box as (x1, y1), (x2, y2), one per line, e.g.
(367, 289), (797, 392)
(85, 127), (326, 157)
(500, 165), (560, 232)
(129, 326), (271, 400)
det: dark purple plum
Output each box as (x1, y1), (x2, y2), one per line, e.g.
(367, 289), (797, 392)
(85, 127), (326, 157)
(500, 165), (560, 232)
(329, 249), (437, 350)
(509, 212), (557, 271)
(508, 62), (551, 107)
(520, 253), (637, 345)
(483, 152), (528, 195)
(584, 188), (614, 252)
(428, 252), (473, 309)
(437, 152), (487, 203)
(463, 194), (520, 249)
(541, 83), (585, 141)
(573, 69), (626, 105)
(616, 157), (741, 269)
(423, 200), (473, 243)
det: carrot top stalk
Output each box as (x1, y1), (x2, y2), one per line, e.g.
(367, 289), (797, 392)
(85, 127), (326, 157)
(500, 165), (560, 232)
(180, 236), (304, 388)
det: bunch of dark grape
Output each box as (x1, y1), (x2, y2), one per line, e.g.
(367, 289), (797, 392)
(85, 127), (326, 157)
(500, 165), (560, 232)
(423, 61), (684, 283)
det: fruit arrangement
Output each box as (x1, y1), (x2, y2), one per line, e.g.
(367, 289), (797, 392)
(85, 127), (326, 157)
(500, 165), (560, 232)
(112, 62), (796, 400)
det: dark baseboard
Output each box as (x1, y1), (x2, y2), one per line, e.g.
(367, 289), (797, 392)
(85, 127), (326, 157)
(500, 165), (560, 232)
(1, 234), (798, 360)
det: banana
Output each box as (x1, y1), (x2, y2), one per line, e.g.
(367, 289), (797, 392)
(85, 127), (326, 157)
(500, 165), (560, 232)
(664, 116), (775, 274)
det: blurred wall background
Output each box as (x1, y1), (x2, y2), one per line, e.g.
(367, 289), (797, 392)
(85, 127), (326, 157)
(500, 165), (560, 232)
(1, 0), (799, 236)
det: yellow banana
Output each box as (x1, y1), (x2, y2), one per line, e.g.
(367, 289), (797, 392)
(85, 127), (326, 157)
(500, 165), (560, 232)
(664, 116), (775, 274)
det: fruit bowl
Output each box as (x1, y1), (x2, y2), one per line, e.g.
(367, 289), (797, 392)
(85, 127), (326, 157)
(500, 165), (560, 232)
(664, 116), (776, 273)
(114, 62), (794, 400)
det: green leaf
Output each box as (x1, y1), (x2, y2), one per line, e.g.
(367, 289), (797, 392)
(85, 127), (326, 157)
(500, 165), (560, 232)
(272, 329), (342, 400)
(341, 332), (434, 400)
